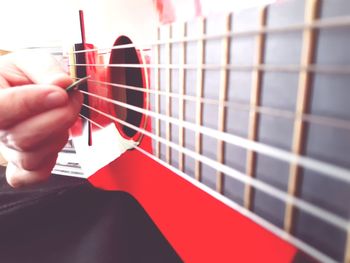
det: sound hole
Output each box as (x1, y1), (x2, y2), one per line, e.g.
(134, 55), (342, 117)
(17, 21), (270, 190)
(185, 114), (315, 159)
(109, 36), (144, 138)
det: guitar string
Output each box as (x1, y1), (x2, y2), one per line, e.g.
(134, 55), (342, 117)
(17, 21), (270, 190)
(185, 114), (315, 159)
(79, 103), (348, 231)
(69, 63), (350, 74)
(69, 9), (350, 253)
(78, 113), (336, 263)
(67, 10), (350, 262)
(79, 113), (102, 128)
(74, 77), (350, 131)
(133, 145), (336, 263)
(78, 89), (350, 184)
(70, 14), (350, 54)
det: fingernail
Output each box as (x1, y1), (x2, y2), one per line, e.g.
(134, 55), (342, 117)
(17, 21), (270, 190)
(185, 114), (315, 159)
(47, 73), (73, 87)
(45, 91), (68, 109)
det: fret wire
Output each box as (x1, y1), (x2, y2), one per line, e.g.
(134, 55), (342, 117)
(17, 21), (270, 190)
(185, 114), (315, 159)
(79, 89), (350, 184)
(155, 28), (161, 158)
(244, 7), (267, 211)
(66, 8), (350, 261)
(80, 103), (349, 233)
(132, 145), (336, 263)
(216, 14), (231, 194)
(78, 111), (337, 263)
(178, 22), (187, 172)
(80, 89), (350, 183)
(284, 0), (319, 235)
(165, 25), (172, 164)
(69, 63), (350, 74)
(195, 17), (206, 182)
(345, 229), (350, 263)
(68, 47), (77, 79)
(71, 15), (350, 55)
(82, 78), (350, 131)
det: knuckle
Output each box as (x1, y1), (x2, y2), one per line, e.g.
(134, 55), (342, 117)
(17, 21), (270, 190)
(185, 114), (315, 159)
(0, 130), (9, 144)
(28, 152), (57, 172)
(0, 132), (20, 151)
(0, 90), (34, 129)
(6, 157), (54, 188)
(16, 154), (35, 171)
(7, 175), (22, 188)
(0, 129), (34, 152)
(6, 166), (23, 188)
(20, 93), (37, 115)
(16, 142), (32, 152)
(5, 134), (31, 151)
(1, 148), (34, 171)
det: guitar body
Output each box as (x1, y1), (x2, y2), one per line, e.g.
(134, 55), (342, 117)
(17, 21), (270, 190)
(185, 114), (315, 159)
(68, 0), (350, 262)
(83, 36), (297, 263)
(88, 137), (298, 262)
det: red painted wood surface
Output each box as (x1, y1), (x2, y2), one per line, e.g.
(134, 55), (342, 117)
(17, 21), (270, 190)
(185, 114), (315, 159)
(88, 121), (297, 262)
(76, 49), (298, 262)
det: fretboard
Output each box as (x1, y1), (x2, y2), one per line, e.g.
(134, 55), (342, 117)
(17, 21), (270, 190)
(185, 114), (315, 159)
(148, 1), (350, 262)
(68, 0), (350, 262)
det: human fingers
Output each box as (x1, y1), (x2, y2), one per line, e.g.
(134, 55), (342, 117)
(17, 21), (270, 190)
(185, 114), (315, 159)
(0, 52), (73, 88)
(0, 85), (69, 129)
(0, 131), (69, 172)
(0, 90), (82, 152)
(5, 155), (58, 188)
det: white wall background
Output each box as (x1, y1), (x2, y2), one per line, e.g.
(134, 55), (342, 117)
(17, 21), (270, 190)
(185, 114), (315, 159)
(0, 0), (158, 50)
(0, 0), (274, 51)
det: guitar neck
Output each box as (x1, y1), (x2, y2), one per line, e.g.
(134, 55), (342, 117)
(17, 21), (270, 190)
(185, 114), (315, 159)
(63, 0), (350, 262)
(151, 1), (350, 262)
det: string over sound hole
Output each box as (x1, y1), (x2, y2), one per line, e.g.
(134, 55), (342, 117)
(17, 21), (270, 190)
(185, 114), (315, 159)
(109, 36), (145, 138)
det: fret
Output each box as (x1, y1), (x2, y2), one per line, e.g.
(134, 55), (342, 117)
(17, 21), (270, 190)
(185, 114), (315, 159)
(81, 95), (345, 263)
(85, 77), (350, 131)
(195, 17), (205, 181)
(216, 14), (231, 194)
(82, 94), (349, 230)
(66, 1), (350, 262)
(72, 15), (350, 55)
(346, 229), (350, 263)
(178, 22), (186, 172)
(244, 7), (267, 210)
(83, 77), (350, 133)
(73, 62), (350, 74)
(284, 0), (319, 234)
(155, 27), (161, 158)
(165, 25), (172, 164)
(87, 79), (350, 182)
(68, 47), (77, 79)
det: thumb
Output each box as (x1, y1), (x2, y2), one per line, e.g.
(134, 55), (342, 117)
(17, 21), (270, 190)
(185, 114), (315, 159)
(0, 85), (69, 129)
(11, 51), (73, 87)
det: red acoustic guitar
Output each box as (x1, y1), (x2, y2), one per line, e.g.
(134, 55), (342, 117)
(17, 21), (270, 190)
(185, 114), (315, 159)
(58, 0), (350, 262)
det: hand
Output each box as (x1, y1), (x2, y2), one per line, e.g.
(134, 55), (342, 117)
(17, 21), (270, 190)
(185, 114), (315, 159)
(0, 52), (82, 187)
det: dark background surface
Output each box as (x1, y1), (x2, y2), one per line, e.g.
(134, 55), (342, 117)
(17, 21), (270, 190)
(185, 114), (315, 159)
(0, 166), (181, 263)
